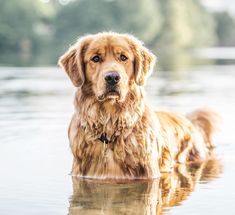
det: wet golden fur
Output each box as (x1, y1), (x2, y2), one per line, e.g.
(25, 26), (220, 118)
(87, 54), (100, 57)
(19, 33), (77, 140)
(58, 32), (219, 180)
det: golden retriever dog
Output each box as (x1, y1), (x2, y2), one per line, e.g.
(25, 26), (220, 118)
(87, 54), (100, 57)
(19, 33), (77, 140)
(58, 32), (219, 180)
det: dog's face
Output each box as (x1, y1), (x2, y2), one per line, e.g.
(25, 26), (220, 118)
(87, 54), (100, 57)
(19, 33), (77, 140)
(85, 36), (134, 102)
(59, 32), (156, 103)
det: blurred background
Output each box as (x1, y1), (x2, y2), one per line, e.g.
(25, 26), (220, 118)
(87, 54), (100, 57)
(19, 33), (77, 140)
(1, 0), (235, 214)
(0, 0), (235, 69)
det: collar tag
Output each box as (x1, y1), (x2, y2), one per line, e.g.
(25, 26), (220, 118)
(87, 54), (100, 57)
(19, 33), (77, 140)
(99, 133), (109, 144)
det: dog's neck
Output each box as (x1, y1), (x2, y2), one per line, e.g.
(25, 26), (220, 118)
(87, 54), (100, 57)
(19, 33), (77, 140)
(74, 87), (145, 140)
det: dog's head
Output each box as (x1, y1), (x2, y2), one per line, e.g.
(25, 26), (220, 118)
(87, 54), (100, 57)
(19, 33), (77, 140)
(58, 32), (156, 103)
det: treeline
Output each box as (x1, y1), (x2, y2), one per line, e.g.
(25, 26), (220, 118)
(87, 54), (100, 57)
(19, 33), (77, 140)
(0, 0), (235, 66)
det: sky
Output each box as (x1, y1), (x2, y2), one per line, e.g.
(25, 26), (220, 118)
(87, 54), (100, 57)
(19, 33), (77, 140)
(201, 0), (235, 14)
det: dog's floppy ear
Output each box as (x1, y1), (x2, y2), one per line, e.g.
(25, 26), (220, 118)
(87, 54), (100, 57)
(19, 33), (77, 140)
(58, 36), (92, 87)
(135, 47), (156, 86)
(126, 35), (156, 86)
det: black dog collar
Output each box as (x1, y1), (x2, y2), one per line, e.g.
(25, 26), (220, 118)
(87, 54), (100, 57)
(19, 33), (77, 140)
(98, 133), (110, 144)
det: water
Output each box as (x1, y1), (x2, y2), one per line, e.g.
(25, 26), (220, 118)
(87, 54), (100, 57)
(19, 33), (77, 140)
(0, 64), (234, 214)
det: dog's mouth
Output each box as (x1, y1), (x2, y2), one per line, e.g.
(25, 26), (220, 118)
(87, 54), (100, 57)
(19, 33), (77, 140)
(97, 88), (121, 101)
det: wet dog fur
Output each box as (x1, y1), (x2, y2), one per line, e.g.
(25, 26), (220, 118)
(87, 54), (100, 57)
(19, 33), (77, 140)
(58, 32), (219, 180)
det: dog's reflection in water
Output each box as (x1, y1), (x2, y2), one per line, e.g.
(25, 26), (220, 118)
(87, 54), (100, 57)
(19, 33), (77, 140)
(69, 159), (222, 215)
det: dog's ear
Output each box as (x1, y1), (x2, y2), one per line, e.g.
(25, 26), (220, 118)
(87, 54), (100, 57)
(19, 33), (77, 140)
(58, 36), (92, 87)
(126, 35), (156, 86)
(135, 47), (156, 86)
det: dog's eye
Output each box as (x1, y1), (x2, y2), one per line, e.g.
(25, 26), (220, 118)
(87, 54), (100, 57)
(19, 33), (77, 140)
(91, 55), (101, 63)
(120, 54), (128, 61)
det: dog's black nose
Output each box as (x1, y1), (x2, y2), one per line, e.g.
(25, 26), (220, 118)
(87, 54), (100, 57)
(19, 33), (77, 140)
(104, 72), (120, 85)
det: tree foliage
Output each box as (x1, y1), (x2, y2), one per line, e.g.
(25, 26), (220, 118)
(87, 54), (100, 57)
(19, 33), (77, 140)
(214, 12), (235, 46)
(155, 0), (217, 50)
(0, 0), (52, 54)
(0, 0), (234, 66)
(54, 0), (162, 51)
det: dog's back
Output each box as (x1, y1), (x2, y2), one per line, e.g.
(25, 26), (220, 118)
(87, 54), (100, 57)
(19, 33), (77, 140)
(187, 108), (221, 149)
(156, 108), (220, 172)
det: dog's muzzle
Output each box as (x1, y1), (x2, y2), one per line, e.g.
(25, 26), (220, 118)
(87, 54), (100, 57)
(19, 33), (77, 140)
(97, 71), (121, 101)
(104, 71), (120, 86)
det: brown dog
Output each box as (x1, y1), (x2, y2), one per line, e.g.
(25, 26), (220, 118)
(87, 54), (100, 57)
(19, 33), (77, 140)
(58, 32), (219, 180)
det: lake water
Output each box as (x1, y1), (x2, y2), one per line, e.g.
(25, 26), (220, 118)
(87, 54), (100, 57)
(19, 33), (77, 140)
(0, 63), (235, 214)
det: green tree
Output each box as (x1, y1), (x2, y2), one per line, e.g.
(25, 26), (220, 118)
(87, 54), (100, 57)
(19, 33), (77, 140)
(214, 11), (235, 46)
(155, 0), (217, 50)
(0, 0), (222, 67)
(150, 0), (217, 70)
(0, 0), (53, 56)
(54, 0), (162, 55)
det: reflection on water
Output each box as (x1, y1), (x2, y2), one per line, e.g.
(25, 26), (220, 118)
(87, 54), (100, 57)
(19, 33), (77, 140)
(69, 159), (222, 215)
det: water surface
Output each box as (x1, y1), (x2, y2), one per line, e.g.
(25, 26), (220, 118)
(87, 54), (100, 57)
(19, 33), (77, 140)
(0, 64), (234, 214)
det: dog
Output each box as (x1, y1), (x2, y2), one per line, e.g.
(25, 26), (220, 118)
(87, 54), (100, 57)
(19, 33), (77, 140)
(58, 32), (219, 180)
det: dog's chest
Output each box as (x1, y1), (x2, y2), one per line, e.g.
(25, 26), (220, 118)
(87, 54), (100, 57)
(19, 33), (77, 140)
(81, 111), (138, 141)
